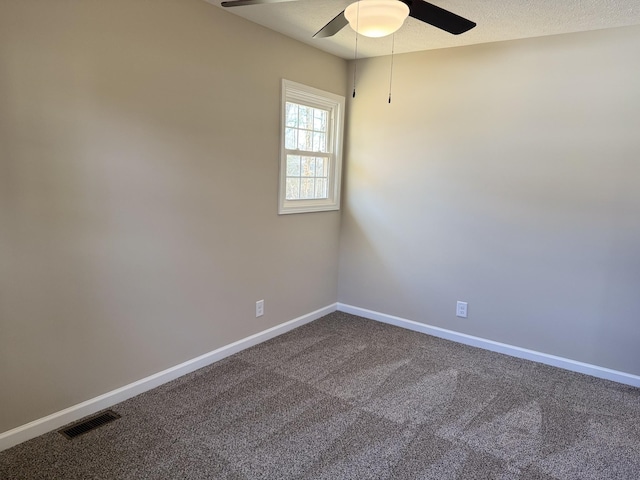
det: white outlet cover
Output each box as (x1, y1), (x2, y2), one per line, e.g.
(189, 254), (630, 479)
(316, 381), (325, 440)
(456, 301), (468, 318)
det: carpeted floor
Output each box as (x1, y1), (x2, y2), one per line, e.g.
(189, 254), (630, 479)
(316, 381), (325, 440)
(2, 312), (640, 479)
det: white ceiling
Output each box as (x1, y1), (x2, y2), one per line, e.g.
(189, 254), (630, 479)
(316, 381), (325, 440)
(205, 0), (640, 59)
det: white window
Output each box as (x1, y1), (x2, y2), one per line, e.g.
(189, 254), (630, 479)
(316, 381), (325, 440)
(279, 79), (345, 214)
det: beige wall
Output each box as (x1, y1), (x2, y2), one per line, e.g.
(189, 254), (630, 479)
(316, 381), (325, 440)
(0, 0), (347, 433)
(339, 26), (640, 376)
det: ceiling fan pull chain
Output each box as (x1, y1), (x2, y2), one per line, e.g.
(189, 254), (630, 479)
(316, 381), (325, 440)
(388, 33), (396, 104)
(352, 0), (360, 98)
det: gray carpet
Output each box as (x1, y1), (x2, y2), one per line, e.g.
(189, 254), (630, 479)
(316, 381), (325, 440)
(2, 312), (640, 479)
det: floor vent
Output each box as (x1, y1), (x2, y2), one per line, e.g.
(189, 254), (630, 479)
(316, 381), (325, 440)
(59, 410), (121, 439)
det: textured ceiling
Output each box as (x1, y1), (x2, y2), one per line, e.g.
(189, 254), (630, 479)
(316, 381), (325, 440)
(205, 0), (640, 58)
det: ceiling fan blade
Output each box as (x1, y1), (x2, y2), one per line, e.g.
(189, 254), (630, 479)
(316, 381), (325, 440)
(313, 11), (349, 38)
(221, 0), (298, 7)
(406, 0), (476, 35)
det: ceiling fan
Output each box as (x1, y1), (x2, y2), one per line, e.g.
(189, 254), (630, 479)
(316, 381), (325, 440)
(220, 0), (476, 39)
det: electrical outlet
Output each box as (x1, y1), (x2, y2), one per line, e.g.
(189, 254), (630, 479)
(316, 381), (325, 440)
(256, 299), (264, 317)
(456, 301), (468, 318)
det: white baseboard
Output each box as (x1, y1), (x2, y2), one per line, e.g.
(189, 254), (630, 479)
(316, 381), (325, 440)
(0, 303), (337, 452)
(337, 303), (640, 388)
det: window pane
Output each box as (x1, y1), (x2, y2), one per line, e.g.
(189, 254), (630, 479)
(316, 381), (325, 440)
(285, 128), (297, 150)
(297, 129), (312, 150)
(314, 110), (327, 131)
(313, 132), (326, 152)
(300, 178), (315, 199)
(285, 102), (298, 127)
(286, 155), (301, 176)
(315, 158), (326, 178)
(301, 157), (315, 177)
(299, 105), (313, 129)
(286, 178), (300, 200)
(315, 178), (328, 198)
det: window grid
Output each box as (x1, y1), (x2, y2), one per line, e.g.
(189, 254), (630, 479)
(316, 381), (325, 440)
(285, 155), (330, 200)
(284, 102), (330, 201)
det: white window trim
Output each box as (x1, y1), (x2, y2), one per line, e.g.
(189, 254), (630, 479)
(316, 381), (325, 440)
(279, 79), (345, 215)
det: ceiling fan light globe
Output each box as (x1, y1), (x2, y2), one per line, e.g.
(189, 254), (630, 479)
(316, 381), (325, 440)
(345, 0), (410, 38)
